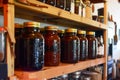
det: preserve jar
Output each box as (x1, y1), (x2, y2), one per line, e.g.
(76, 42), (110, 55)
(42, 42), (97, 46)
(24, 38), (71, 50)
(0, 27), (6, 63)
(56, 0), (65, 9)
(75, 0), (80, 14)
(77, 30), (88, 61)
(22, 22), (44, 71)
(86, 31), (97, 59)
(46, 0), (56, 6)
(15, 23), (23, 68)
(65, 0), (72, 11)
(61, 28), (80, 63)
(70, 71), (81, 80)
(44, 26), (60, 66)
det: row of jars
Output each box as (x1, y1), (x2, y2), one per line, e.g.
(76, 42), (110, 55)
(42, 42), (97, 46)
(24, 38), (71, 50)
(38, 0), (92, 19)
(15, 22), (98, 71)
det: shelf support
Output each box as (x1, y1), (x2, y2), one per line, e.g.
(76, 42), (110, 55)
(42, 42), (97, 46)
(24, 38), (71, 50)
(103, 1), (108, 80)
(4, 4), (15, 77)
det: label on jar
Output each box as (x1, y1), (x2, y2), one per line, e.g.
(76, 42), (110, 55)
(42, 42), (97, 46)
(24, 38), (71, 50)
(80, 40), (86, 59)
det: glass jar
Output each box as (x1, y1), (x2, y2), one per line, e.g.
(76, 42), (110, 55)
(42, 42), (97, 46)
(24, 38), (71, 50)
(56, 0), (65, 9)
(77, 30), (88, 61)
(65, 0), (72, 11)
(61, 28), (80, 63)
(44, 26), (60, 66)
(15, 23), (23, 68)
(75, 0), (80, 14)
(46, 0), (56, 6)
(69, 71), (81, 80)
(86, 31), (97, 59)
(0, 27), (6, 63)
(22, 22), (44, 71)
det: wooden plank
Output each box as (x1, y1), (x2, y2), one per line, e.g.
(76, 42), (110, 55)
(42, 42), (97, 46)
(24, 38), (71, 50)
(15, 58), (105, 80)
(14, 1), (107, 30)
(103, 1), (108, 80)
(4, 4), (15, 77)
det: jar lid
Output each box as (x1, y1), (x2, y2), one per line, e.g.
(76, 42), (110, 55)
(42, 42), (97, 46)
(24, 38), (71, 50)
(15, 23), (23, 28)
(24, 22), (40, 28)
(0, 27), (6, 32)
(45, 26), (58, 31)
(78, 30), (86, 34)
(58, 29), (65, 33)
(65, 28), (77, 33)
(86, 31), (95, 35)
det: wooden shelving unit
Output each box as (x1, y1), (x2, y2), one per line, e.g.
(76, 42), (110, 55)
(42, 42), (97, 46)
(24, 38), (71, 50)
(1, 0), (108, 80)
(15, 58), (105, 80)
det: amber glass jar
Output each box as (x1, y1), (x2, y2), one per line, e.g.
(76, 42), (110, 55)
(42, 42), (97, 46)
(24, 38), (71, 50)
(46, 0), (56, 6)
(75, 0), (80, 14)
(65, 0), (72, 11)
(56, 0), (65, 9)
(44, 26), (60, 66)
(22, 22), (44, 71)
(77, 30), (88, 61)
(61, 28), (80, 63)
(86, 31), (97, 59)
(15, 23), (23, 68)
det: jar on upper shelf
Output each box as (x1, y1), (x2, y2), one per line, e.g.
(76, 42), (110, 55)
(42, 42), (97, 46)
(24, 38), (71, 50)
(77, 30), (88, 61)
(22, 22), (44, 71)
(61, 28), (80, 63)
(44, 26), (60, 66)
(56, 0), (65, 9)
(46, 0), (56, 6)
(86, 31), (98, 59)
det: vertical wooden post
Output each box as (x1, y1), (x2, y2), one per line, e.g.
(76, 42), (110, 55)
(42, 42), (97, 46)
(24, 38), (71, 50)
(4, 4), (15, 77)
(103, 0), (108, 80)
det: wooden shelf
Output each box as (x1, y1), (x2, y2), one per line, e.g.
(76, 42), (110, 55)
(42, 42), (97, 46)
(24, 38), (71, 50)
(85, 0), (107, 3)
(13, 0), (107, 30)
(15, 58), (105, 80)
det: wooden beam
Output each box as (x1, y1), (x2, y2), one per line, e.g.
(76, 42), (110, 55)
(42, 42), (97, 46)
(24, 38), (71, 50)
(4, 4), (15, 77)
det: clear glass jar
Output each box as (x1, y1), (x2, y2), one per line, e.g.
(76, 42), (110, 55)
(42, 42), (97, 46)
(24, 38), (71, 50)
(61, 28), (80, 63)
(0, 27), (7, 63)
(77, 30), (88, 61)
(86, 31), (97, 59)
(22, 22), (44, 71)
(44, 26), (60, 66)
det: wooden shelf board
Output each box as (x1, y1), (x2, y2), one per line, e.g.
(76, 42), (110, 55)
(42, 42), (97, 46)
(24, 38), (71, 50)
(15, 58), (105, 80)
(14, 1), (107, 30)
(84, 0), (107, 3)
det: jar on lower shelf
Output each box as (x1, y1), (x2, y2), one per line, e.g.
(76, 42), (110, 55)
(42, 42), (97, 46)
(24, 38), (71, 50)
(44, 26), (60, 66)
(61, 28), (80, 63)
(22, 22), (44, 71)
(86, 31), (97, 59)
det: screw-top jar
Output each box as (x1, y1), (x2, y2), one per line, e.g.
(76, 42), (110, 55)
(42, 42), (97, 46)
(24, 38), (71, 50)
(22, 22), (44, 71)
(77, 30), (88, 61)
(86, 31), (97, 59)
(15, 23), (23, 68)
(61, 28), (80, 63)
(0, 27), (7, 63)
(56, 0), (65, 9)
(44, 26), (60, 66)
(46, 0), (56, 6)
